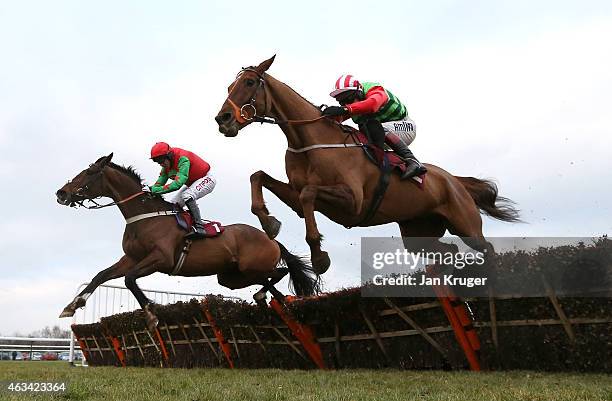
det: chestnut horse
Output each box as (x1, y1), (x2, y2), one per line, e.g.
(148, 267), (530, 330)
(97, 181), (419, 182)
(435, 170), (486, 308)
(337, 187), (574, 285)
(56, 153), (319, 330)
(215, 56), (520, 274)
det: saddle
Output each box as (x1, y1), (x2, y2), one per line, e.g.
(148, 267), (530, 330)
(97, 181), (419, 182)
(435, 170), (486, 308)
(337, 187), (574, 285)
(175, 210), (224, 238)
(353, 131), (426, 187)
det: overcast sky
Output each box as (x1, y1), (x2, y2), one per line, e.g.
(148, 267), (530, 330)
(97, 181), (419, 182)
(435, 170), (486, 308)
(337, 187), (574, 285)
(1, 1), (611, 334)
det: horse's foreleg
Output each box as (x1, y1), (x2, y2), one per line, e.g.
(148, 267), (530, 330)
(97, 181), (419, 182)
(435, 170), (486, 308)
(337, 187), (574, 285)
(299, 184), (357, 275)
(59, 255), (135, 318)
(250, 170), (303, 238)
(296, 186), (331, 275)
(124, 251), (168, 331)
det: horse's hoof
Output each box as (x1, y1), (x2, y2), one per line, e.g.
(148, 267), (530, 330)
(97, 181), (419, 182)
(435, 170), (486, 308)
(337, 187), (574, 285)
(59, 297), (85, 318)
(253, 292), (267, 307)
(144, 305), (159, 331)
(312, 251), (331, 275)
(264, 216), (282, 239)
(59, 309), (74, 318)
(146, 316), (159, 332)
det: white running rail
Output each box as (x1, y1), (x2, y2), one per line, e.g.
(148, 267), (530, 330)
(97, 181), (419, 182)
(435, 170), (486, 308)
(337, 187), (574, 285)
(68, 282), (240, 363)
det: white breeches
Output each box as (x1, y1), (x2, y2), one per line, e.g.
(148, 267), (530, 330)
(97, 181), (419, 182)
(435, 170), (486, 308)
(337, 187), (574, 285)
(170, 173), (217, 207)
(382, 117), (417, 145)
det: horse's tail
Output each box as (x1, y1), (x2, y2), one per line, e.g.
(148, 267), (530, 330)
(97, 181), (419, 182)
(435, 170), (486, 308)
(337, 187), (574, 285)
(455, 176), (522, 222)
(276, 241), (321, 297)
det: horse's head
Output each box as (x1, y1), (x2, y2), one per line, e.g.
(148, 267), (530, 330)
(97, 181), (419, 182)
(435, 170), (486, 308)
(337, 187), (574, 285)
(56, 153), (114, 206)
(215, 55), (276, 137)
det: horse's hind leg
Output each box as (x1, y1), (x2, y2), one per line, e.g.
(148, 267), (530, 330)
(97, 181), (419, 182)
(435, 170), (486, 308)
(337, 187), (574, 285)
(217, 269), (269, 291)
(444, 198), (494, 255)
(59, 255), (135, 318)
(398, 215), (454, 253)
(253, 268), (289, 306)
(250, 171), (303, 239)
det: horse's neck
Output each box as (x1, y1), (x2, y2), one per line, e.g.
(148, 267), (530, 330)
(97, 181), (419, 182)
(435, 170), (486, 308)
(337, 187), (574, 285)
(266, 75), (345, 149)
(104, 170), (169, 220)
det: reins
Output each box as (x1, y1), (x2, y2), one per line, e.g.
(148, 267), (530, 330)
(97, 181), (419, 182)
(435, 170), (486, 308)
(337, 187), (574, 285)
(73, 182), (177, 225)
(75, 190), (145, 210)
(225, 68), (366, 153)
(254, 115), (327, 126)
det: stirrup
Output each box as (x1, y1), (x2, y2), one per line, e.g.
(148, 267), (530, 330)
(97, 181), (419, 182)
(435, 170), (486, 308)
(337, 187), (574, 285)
(401, 160), (427, 180)
(185, 226), (206, 240)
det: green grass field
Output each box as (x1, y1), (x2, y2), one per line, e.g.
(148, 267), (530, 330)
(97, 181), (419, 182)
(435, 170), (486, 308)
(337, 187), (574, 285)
(0, 361), (610, 401)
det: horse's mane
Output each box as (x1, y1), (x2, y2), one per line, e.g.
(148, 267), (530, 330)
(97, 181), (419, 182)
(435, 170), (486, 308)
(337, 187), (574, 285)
(261, 71), (321, 112)
(263, 71), (352, 134)
(106, 162), (175, 208)
(108, 162), (144, 186)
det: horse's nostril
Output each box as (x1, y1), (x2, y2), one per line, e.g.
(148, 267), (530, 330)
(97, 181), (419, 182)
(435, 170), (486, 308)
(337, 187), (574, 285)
(56, 190), (66, 200)
(215, 113), (232, 125)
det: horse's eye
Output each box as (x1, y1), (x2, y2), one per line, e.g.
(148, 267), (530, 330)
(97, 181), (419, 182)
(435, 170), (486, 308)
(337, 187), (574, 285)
(246, 79), (255, 87)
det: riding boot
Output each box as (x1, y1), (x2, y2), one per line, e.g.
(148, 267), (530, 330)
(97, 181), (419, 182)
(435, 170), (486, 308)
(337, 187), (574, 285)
(385, 133), (428, 180)
(184, 198), (206, 239)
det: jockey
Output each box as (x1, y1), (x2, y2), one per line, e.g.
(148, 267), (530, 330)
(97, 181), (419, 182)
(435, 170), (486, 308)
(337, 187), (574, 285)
(149, 142), (216, 239)
(322, 75), (427, 179)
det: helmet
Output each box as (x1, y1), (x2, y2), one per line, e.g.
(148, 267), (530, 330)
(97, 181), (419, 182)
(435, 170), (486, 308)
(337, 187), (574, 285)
(150, 142), (171, 159)
(330, 75), (361, 97)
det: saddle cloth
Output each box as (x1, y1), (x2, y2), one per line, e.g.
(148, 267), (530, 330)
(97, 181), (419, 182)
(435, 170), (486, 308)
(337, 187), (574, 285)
(175, 211), (224, 238)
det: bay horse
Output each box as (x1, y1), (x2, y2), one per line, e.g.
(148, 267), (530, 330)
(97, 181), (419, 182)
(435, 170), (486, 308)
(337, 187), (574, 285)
(215, 56), (520, 274)
(56, 153), (319, 330)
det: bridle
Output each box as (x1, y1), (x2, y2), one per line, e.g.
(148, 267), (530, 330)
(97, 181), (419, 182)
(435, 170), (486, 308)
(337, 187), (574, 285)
(224, 67), (325, 126)
(225, 68), (266, 124)
(222, 66), (366, 153)
(69, 165), (145, 210)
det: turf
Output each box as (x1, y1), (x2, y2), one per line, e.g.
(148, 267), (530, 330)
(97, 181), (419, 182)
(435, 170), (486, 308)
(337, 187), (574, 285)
(0, 361), (610, 401)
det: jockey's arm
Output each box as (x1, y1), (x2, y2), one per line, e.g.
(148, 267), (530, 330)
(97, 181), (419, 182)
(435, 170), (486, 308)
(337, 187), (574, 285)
(346, 86), (389, 115)
(150, 169), (169, 193)
(151, 157), (190, 194)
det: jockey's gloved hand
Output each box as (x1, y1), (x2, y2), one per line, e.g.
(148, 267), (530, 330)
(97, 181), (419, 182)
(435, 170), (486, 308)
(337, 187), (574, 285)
(322, 106), (349, 117)
(146, 186), (161, 196)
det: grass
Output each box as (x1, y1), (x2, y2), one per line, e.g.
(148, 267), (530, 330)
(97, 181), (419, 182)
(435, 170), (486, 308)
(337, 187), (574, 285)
(0, 361), (610, 401)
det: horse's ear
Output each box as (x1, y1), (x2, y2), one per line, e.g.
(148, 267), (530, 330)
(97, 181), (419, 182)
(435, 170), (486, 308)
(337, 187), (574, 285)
(101, 152), (113, 166)
(255, 55), (276, 74)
